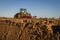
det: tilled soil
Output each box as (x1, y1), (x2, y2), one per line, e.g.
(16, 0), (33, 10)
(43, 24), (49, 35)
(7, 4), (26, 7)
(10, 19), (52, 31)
(0, 18), (60, 40)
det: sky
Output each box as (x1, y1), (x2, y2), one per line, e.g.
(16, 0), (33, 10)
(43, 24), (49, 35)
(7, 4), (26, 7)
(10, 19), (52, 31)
(0, 0), (60, 18)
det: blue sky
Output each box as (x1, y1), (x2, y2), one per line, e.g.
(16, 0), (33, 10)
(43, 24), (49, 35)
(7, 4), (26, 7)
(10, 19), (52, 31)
(0, 0), (60, 18)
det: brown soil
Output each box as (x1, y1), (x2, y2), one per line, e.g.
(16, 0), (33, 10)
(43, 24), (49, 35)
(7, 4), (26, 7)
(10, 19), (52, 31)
(0, 18), (60, 40)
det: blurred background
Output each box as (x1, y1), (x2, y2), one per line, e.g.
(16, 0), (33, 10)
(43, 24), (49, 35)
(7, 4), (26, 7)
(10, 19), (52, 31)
(0, 0), (60, 18)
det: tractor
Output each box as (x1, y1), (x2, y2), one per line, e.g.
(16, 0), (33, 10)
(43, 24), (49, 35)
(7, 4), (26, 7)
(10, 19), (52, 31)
(14, 8), (37, 19)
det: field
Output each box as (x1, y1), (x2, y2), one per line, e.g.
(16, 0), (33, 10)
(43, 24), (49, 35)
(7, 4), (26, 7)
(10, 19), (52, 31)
(0, 17), (60, 40)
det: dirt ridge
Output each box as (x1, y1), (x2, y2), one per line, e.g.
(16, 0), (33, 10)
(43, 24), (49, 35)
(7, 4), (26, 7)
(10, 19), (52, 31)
(0, 18), (60, 40)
